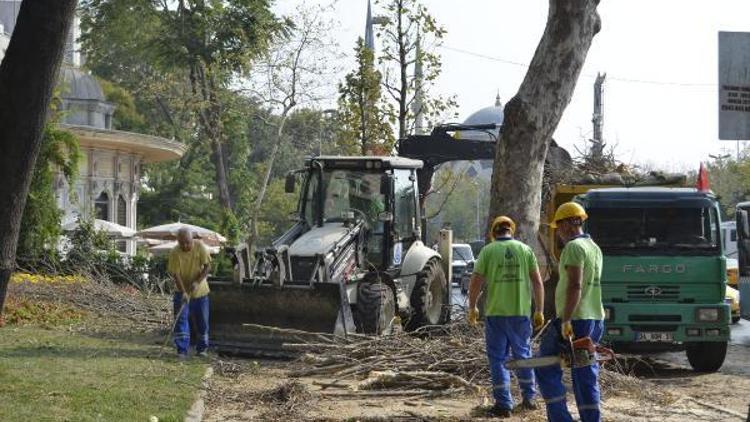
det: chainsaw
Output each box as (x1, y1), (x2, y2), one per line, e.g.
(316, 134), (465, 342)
(505, 336), (615, 370)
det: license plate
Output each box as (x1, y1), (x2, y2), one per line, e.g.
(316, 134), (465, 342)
(636, 332), (674, 342)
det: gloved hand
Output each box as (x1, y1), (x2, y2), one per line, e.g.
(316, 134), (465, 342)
(533, 311), (545, 331)
(467, 307), (480, 326)
(561, 320), (574, 339)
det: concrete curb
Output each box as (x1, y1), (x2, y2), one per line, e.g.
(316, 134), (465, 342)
(185, 365), (214, 422)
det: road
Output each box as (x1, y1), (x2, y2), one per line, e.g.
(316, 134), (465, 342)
(731, 317), (750, 346)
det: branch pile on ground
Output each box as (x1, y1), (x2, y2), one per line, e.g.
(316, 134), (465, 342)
(286, 321), (660, 399)
(7, 274), (170, 331)
(288, 323), (489, 396)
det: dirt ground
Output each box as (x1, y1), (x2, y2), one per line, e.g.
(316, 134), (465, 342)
(203, 342), (750, 421)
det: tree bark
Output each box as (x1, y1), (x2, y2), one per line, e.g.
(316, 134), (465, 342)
(489, 0), (600, 248)
(0, 0), (77, 319)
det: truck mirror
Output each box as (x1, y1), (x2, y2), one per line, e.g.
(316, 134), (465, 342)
(380, 174), (394, 196)
(285, 173), (296, 193)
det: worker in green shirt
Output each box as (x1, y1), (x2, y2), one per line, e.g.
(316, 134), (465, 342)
(536, 202), (604, 422)
(467, 216), (545, 418)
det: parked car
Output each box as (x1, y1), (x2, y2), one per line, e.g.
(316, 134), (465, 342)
(451, 243), (474, 290)
(727, 285), (740, 324)
(726, 258), (740, 323)
(727, 258), (739, 289)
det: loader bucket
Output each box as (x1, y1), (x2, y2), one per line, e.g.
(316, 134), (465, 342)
(208, 280), (353, 356)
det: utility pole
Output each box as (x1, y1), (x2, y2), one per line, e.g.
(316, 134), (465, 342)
(591, 72), (606, 160)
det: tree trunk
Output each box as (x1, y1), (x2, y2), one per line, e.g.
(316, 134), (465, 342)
(0, 0), (77, 320)
(489, 0), (600, 249)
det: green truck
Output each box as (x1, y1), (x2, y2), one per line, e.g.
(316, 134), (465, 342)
(580, 187), (730, 372)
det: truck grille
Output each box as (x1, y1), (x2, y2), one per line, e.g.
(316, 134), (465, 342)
(452, 265), (466, 279)
(290, 256), (317, 284)
(626, 285), (680, 301)
(629, 315), (681, 322)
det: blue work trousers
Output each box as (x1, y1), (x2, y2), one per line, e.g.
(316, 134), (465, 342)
(173, 293), (209, 354)
(535, 319), (604, 422)
(485, 316), (536, 410)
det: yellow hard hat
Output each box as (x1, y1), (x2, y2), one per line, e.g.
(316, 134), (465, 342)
(550, 202), (587, 228)
(490, 215), (516, 240)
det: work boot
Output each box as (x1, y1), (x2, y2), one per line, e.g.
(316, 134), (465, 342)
(196, 350), (208, 358)
(517, 398), (538, 410)
(177, 352), (189, 360)
(488, 404), (512, 418)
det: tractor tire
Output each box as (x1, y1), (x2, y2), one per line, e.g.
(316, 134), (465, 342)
(406, 259), (449, 330)
(356, 282), (396, 335)
(685, 341), (727, 372)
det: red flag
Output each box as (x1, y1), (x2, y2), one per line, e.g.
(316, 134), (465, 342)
(695, 162), (710, 192)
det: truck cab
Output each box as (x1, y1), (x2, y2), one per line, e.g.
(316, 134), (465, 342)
(582, 187), (730, 372)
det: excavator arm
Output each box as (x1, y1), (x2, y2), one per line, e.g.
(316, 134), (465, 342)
(397, 124), (498, 201)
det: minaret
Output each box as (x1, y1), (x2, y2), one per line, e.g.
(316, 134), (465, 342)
(591, 72), (606, 159)
(412, 31), (425, 134)
(364, 0), (374, 51)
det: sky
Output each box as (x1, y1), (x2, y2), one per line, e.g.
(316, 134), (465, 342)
(274, 1), (750, 171)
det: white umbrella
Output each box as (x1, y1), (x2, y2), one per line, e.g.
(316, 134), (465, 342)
(148, 240), (221, 256)
(135, 222), (227, 246)
(62, 218), (136, 239)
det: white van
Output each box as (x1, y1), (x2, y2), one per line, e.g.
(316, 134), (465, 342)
(721, 221), (737, 258)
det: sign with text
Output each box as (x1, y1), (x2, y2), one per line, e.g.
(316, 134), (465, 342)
(719, 31), (750, 140)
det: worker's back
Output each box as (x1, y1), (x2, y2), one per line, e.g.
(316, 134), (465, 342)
(475, 238), (537, 317)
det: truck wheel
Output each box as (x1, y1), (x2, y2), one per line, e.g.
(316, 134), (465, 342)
(356, 282), (395, 335)
(406, 259), (449, 330)
(685, 341), (727, 372)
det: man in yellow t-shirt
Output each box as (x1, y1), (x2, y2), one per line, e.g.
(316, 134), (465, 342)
(536, 202), (604, 422)
(168, 228), (211, 357)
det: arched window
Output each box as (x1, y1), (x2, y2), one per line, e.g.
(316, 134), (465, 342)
(94, 192), (109, 221)
(117, 195), (127, 226)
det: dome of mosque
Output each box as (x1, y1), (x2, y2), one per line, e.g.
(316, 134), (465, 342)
(59, 66), (106, 101)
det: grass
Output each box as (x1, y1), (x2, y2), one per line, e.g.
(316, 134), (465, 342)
(0, 324), (208, 421)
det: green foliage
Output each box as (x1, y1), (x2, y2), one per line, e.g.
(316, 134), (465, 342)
(336, 38), (395, 155)
(375, 0), (456, 138)
(706, 154), (750, 219)
(79, 1), (335, 247)
(17, 125), (80, 265)
(99, 79), (147, 131)
(425, 167), (490, 244)
(257, 177), (298, 244)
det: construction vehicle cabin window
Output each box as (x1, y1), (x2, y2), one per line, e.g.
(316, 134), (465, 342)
(586, 207), (720, 256)
(304, 169), (385, 228)
(393, 169), (417, 240)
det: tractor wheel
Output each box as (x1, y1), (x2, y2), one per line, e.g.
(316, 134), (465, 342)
(406, 259), (449, 330)
(685, 341), (727, 372)
(356, 282), (396, 335)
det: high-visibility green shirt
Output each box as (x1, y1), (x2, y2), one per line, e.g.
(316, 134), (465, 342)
(556, 235), (604, 320)
(168, 241), (211, 298)
(474, 238), (538, 317)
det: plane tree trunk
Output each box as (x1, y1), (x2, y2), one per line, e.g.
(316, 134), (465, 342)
(0, 0), (77, 321)
(489, 0), (601, 248)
